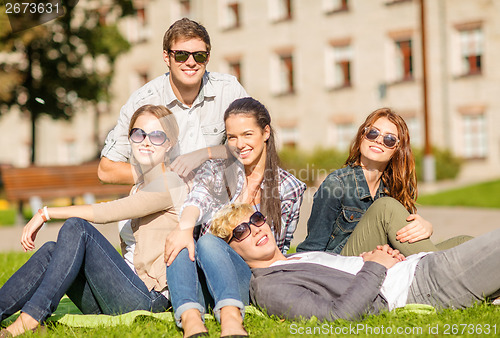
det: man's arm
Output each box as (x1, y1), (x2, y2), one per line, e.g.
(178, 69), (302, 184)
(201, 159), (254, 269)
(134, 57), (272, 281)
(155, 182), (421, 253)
(98, 157), (135, 185)
(250, 262), (388, 321)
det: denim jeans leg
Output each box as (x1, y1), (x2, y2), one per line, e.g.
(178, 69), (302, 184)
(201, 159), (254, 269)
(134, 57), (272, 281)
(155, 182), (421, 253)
(21, 217), (170, 322)
(0, 242), (56, 322)
(196, 234), (251, 322)
(166, 248), (205, 327)
(408, 228), (500, 309)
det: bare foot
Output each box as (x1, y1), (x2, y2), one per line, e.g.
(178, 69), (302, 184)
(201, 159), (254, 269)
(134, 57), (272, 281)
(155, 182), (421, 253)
(5, 313), (39, 337)
(181, 308), (207, 338)
(220, 306), (247, 337)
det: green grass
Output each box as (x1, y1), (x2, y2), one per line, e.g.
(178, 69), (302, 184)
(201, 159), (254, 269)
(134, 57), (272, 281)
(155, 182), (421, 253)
(0, 209), (16, 226)
(418, 179), (500, 209)
(1, 252), (499, 337)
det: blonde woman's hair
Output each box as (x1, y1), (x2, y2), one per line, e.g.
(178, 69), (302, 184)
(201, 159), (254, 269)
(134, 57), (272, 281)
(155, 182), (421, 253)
(211, 203), (255, 242)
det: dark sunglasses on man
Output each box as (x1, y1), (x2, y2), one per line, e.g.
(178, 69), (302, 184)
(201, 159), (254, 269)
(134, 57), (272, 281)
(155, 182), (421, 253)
(228, 211), (266, 243)
(168, 50), (209, 64)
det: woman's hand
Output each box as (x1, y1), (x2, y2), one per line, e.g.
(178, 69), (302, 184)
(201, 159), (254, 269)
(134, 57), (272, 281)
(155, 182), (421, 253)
(21, 212), (45, 252)
(396, 214), (433, 243)
(361, 245), (402, 269)
(164, 225), (195, 266)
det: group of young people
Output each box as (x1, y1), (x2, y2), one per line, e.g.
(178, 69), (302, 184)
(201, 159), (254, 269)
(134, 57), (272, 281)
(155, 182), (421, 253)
(1, 17), (499, 338)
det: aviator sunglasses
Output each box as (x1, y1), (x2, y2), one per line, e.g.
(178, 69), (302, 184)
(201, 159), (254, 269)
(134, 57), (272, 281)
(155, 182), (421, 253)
(168, 50), (209, 63)
(229, 211), (266, 243)
(129, 128), (168, 146)
(364, 127), (399, 149)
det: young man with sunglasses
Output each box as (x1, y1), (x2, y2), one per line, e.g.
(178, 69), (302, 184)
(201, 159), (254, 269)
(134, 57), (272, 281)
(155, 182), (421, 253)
(211, 203), (500, 322)
(99, 17), (247, 185)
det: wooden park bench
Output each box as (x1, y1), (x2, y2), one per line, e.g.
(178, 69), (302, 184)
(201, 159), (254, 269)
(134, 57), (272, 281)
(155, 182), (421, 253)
(1, 161), (131, 224)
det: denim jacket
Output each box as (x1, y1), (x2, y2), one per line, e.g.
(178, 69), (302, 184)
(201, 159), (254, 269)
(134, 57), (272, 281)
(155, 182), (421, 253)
(297, 165), (386, 254)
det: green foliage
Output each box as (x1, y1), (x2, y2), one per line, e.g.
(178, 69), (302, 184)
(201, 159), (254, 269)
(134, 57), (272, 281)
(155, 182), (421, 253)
(418, 179), (500, 208)
(414, 147), (462, 181)
(279, 147), (347, 185)
(0, 1), (133, 162)
(0, 209), (16, 226)
(280, 146), (462, 186)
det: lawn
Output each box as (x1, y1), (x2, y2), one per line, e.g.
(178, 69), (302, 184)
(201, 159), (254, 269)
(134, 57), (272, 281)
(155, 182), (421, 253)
(1, 251), (499, 337)
(417, 179), (500, 209)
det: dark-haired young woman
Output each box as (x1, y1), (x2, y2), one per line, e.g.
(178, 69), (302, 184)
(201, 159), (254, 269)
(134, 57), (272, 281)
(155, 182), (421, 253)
(164, 97), (306, 337)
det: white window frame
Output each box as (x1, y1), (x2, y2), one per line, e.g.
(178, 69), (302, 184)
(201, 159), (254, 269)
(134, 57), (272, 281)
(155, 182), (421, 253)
(269, 0), (291, 22)
(459, 28), (483, 75)
(270, 52), (294, 95)
(322, 0), (348, 13)
(462, 114), (487, 159)
(325, 44), (352, 89)
(218, 0), (240, 30)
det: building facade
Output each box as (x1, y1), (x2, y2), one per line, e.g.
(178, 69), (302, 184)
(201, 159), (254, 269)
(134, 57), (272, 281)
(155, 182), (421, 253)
(2, 0), (499, 180)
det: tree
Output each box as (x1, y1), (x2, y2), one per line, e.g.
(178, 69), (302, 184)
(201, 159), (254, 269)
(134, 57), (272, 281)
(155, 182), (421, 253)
(0, 0), (134, 163)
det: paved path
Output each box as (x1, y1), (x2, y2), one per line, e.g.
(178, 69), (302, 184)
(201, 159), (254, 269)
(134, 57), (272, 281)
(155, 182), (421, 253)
(290, 190), (499, 247)
(1, 189), (498, 252)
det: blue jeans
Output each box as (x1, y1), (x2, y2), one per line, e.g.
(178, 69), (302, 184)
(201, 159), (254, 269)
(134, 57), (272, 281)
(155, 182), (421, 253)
(166, 234), (251, 326)
(0, 218), (170, 323)
(408, 227), (500, 308)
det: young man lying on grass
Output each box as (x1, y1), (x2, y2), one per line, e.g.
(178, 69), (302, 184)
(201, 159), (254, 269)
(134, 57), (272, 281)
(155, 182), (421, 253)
(210, 203), (500, 321)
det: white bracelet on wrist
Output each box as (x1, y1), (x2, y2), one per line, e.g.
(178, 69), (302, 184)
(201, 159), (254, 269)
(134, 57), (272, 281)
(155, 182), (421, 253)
(43, 206), (51, 221)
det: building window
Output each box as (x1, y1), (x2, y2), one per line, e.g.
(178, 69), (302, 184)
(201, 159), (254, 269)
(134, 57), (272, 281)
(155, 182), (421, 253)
(325, 43), (352, 89)
(403, 116), (422, 148)
(139, 72), (148, 86)
(271, 52), (295, 95)
(228, 59), (242, 85)
(136, 7), (146, 26)
(220, 0), (241, 30)
(126, 4), (151, 43)
(179, 0), (191, 17)
(269, 0), (292, 22)
(335, 123), (355, 151)
(395, 39), (413, 81)
(327, 117), (355, 151)
(278, 124), (298, 148)
(323, 0), (348, 13)
(459, 28), (483, 76)
(462, 114), (487, 159)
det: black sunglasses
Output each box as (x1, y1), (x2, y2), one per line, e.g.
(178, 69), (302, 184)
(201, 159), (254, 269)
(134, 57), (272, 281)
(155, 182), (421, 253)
(229, 211), (266, 243)
(168, 50), (209, 64)
(129, 128), (168, 146)
(364, 127), (399, 149)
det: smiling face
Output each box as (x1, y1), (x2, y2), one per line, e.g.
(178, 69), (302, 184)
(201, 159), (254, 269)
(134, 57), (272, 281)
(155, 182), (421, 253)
(228, 211), (283, 269)
(130, 112), (171, 167)
(163, 38), (208, 93)
(225, 114), (270, 169)
(359, 117), (399, 168)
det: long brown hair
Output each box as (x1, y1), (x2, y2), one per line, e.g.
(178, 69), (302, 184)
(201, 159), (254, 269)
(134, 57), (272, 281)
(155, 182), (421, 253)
(345, 108), (417, 213)
(224, 98), (282, 235)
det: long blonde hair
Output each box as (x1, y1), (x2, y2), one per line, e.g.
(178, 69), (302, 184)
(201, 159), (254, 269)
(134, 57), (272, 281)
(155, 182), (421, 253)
(345, 108), (417, 213)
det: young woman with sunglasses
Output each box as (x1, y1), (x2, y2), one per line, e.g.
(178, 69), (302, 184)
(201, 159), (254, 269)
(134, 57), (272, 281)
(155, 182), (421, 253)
(164, 97), (306, 337)
(0, 105), (189, 337)
(296, 108), (471, 256)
